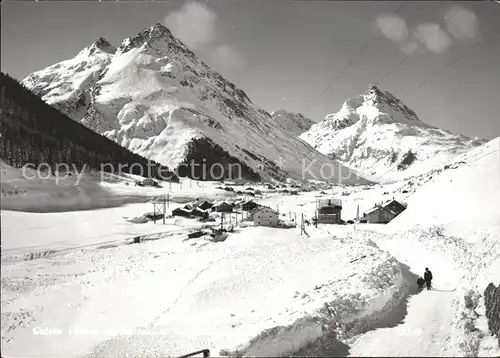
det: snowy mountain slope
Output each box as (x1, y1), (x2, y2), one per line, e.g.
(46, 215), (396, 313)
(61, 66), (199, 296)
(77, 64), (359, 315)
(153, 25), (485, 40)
(22, 24), (370, 184)
(271, 109), (315, 136)
(392, 136), (500, 234)
(300, 85), (484, 181)
(341, 139), (500, 356)
(22, 38), (117, 121)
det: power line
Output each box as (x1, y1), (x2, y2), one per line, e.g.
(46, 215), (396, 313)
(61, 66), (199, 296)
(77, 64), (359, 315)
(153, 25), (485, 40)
(311, 11), (498, 181)
(304, 2), (406, 114)
(369, 22), (499, 178)
(375, 7), (462, 88)
(363, 21), (499, 180)
(403, 22), (500, 100)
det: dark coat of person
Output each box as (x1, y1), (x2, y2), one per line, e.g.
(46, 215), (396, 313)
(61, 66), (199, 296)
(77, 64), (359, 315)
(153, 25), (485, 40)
(424, 268), (433, 289)
(417, 277), (425, 289)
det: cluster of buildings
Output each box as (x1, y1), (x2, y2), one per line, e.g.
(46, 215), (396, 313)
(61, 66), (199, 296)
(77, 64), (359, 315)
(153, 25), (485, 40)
(171, 198), (285, 228)
(171, 195), (407, 229)
(314, 198), (407, 225)
(171, 200), (214, 219)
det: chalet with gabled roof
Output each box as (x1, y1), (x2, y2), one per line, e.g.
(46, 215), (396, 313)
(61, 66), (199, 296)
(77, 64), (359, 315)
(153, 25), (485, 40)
(253, 206), (279, 227)
(363, 199), (406, 224)
(212, 201), (234, 213)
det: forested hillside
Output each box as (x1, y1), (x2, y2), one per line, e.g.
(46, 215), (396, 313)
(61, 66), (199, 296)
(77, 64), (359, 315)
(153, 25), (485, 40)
(0, 72), (178, 182)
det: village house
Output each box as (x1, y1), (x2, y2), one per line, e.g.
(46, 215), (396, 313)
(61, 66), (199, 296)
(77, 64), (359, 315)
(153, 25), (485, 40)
(172, 207), (209, 219)
(212, 201), (234, 213)
(191, 207), (209, 219)
(363, 206), (397, 224)
(197, 200), (214, 211)
(363, 199), (407, 224)
(135, 178), (161, 187)
(241, 200), (259, 212)
(381, 199), (407, 216)
(316, 199), (342, 224)
(253, 206), (279, 227)
(172, 207), (192, 218)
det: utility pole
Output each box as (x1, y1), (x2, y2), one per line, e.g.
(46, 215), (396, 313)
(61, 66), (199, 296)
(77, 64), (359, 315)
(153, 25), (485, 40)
(163, 197), (166, 225)
(153, 202), (157, 224)
(153, 200), (166, 224)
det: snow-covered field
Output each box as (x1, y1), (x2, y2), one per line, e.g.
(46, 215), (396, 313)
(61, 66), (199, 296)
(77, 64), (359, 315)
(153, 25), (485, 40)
(2, 223), (405, 357)
(1, 138), (499, 357)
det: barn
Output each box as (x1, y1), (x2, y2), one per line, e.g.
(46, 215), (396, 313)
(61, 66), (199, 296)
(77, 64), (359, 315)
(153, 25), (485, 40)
(381, 199), (407, 216)
(363, 206), (398, 224)
(363, 199), (407, 224)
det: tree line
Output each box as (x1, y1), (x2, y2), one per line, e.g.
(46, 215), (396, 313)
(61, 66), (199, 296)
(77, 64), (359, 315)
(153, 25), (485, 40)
(0, 72), (178, 182)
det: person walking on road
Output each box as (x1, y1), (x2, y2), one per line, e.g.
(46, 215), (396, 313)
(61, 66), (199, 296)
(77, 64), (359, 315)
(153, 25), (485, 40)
(424, 267), (433, 290)
(417, 276), (425, 290)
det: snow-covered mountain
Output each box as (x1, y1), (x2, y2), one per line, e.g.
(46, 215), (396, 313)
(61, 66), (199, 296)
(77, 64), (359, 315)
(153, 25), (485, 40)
(271, 109), (315, 136)
(24, 37), (117, 121)
(300, 85), (485, 181)
(22, 24), (369, 184)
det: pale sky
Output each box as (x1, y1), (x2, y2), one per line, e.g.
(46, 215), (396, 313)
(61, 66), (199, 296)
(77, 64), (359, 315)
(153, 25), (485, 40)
(2, 0), (499, 139)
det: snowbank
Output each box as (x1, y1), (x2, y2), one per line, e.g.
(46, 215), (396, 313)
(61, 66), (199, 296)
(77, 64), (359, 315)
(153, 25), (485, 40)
(1, 226), (407, 357)
(392, 137), (500, 234)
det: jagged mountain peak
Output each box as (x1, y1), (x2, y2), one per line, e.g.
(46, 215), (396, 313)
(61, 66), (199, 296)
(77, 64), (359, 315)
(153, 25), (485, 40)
(146, 22), (175, 40)
(363, 84), (384, 101)
(92, 37), (116, 53)
(363, 84), (420, 122)
(116, 22), (203, 66)
(365, 83), (382, 94)
(118, 23), (177, 52)
(78, 37), (117, 58)
(22, 35), (116, 110)
(300, 85), (484, 180)
(321, 84), (420, 130)
(22, 23), (371, 184)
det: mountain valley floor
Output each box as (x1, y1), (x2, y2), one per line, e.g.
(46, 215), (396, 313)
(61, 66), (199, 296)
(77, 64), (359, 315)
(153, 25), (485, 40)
(1, 138), (499, 357)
